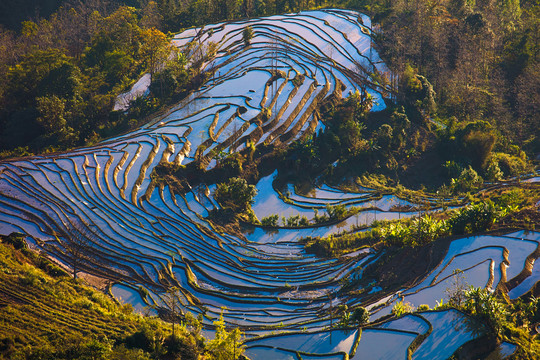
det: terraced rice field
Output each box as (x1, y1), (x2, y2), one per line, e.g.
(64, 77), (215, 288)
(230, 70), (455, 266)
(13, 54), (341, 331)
(0, 9), (536, 359)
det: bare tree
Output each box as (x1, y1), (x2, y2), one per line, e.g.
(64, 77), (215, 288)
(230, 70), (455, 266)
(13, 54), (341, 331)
(52, 218), (101, 280)
(162, 286), (183, 337)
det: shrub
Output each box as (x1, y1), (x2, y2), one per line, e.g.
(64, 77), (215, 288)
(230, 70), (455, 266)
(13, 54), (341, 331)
(350, 307), (370, 325)
(409, 215), (449, 246)
(207, 312), (244, 359)
(392, 301), (415, 317)
(443, 160), (464, 179)
(125, 326), (162, 353)
(163, 335), (199, 360)
(2, 233), (27, 250)
(449, 201), (507, 234)
(326, 204), (348, 221)
(214, 177), (257, 213)
(485, 159), (503, 181)
(451, 166), (483, 192)
(313, 209), (329, 224)
(461, 130), (496, 169)
(464, 287), (507, 335)
(242, 26), (254, 46)
(491, 152), (529, 177)
(261, 214), (279, 226)
(495, 189), (526, 208)
(285, 215), (301, 227)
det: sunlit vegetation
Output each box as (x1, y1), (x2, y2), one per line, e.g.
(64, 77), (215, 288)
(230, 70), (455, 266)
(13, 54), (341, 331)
(303, 187), (539, 257)
(0, 2), (195, 158)
(0, 0), (538, 358)
(0, 234), (206, 359)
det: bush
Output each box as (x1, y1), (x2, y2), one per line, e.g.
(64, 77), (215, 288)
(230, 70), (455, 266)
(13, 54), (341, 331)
(125, 326), (162, 353)
(261, 214), (279, 226)
(285, 215), (301, 227)
(214, 177), (257, 213)
(495, 189), (526, 208)
(451, 166), (483, 192)
(2, 233), (28, 250)
(449, 201), (507, 234)
(392, 301), (415, 317)
(163, 335), (199, 360)
(350, 307), (370, 325)
(485, 159), (503, 181)
(379, 215), (448, 247)
(242, 26), (254, 46)
(325, 204), (348, 221)
(491, 152), (529, 177)
(443, 160), (464, 179)
(464, 287), (507, 335)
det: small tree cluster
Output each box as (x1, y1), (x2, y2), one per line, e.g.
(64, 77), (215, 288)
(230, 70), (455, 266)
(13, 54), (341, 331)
(214, 177), (257, 213)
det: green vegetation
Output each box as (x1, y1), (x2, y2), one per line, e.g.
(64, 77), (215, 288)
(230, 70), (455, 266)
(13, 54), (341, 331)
(0, 2), (196, 158)
(260, 204), (355, 228)
(0, 0), (537, 178)
(442, 285), (540, 358)
(242, 26), (254, 46)
(338, 305), (370, 327)
(391, 300), (416, 317)
(214, 177), (257, 213)
(0, 233), (204, 359)
(0, 0), (538, 356)
(0, 233), (247, 360)
(303, 188), (539, 257)
(206, 311), (245, 360)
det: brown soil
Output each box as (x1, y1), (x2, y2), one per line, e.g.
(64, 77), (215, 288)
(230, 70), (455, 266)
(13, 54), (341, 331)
(494, 208), (540, 232)
(78, 272), (111, 291)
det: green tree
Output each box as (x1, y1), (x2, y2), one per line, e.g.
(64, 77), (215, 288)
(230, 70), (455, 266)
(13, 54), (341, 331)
(451, 166), (483, 192)
(140, 27), (171, 76)
(464, 287), (507, 335)
(207, 311), (244, 360)
(242, 26), (254, 46)
(261, 214), (279, 226)
(36, 95), (67, 133)
(350, 307), (370, 325)
(215, 177), (257, 212)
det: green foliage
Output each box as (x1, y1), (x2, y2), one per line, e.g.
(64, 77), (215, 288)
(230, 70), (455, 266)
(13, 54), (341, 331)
(379, 215), (449, 247)
(242, 26), (254, 46)
(0, 4), (200, 158)
(325, 204), (349, 221)
(261, 214), (279, 226)
(448, 201), (508, 235)
(451, 166), (483, 193)
(304, 198), (516, 257)
(484, 159), (503, 181)
(350, 306), (370, 325)
(490, 152), (530, 178)
(207, 312), (244, 360)
(0, 236), (207, 359)
(36, 95), (67, 133)
(464, 287), (507, 335)
(139, 27), (172, 76)
(150, 52), (189, 100)
(214, 177), (257, 212)
(392, 300), (415, 317)
(494, 189), (526, 209)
